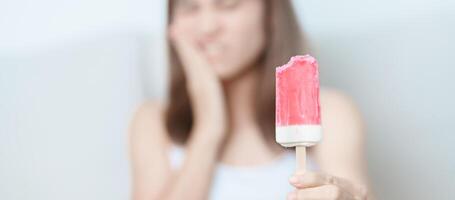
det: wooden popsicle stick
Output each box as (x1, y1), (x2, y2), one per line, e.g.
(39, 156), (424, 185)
(295, 146), (306, 175)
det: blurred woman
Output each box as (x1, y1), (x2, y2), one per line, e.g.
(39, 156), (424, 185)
(129, 0), (371, 199)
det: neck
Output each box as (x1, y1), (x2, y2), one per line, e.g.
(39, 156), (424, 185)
(223, 69), (259, 132)
(219, 68), (283, 166)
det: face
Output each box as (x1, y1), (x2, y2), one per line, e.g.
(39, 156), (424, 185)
(170, 0), (267, 79)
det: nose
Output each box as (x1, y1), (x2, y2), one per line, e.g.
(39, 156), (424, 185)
(198, 10), (221, 40)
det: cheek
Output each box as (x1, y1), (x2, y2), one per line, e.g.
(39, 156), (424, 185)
(231, 18), (266, 62)
(171, 15), (199, 38)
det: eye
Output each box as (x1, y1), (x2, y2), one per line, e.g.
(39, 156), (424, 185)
(175, 0), (199, 14)
(216, 0), (241, 10)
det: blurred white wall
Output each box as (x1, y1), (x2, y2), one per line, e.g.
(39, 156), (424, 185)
(1, 35), (144, 199)
(1, 1), (167, 200)
(1, 0), (454, 200)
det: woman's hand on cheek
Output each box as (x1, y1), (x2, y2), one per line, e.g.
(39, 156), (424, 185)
(287, 172), (368, 200)
(168, 23), (228, 144)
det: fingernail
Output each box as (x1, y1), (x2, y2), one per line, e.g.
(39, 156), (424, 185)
(287, 191), (297, 200)
(289, 175), (299, 184)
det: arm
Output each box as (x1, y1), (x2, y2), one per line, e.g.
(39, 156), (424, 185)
(163, 128), (222, 200)
(130, 15), (229, 200)
(129, 102), (223, 200)
(129, 102), (171, 200)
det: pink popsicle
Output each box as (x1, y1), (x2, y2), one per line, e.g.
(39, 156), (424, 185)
(275, 55), (322, 147)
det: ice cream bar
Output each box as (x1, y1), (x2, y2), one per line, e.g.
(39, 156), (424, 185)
(275, 55), (322, 147)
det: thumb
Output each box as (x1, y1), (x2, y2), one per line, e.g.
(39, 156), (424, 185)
(289, 172), (367, 197)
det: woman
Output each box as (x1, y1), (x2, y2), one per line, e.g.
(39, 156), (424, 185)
(129, 0), (371, 199)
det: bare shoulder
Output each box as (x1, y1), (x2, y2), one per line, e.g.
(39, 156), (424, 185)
(315, 88), (368, 184)
(314, 88), (365, 163)
(129, 100), (171, 154)
(320, 88), (362, 118)
(129, 100), (168, 138)
(128, 100), (171, 161)
(319, 87), (364, 135)
(131, 101), (165, 124)
(319, 88), (364, 134)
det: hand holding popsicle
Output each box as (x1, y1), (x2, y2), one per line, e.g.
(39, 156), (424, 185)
(287, 172), (368, 200)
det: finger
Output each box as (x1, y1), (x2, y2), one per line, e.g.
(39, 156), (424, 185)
(170, 32), (203, 68)
(294, 185), (345, 200)
(289, 172), (368, 199)
(289, 171), (335, 189)
(169, 30), (216, 80)
(323, 175), (367, 198)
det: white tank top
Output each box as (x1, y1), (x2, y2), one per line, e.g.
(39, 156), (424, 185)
(169, 146), (319, 200)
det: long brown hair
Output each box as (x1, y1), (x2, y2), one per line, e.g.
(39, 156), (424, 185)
(165, 0), (307, 144)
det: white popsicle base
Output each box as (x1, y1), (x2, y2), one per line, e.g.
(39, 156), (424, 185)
(276, 125), (322, 147)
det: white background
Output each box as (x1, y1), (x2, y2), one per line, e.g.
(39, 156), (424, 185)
(1, 0), (454, 199)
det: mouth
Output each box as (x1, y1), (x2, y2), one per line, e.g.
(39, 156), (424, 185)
(201, 43), (225, 61)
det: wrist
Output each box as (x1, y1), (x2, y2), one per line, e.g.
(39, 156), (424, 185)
(190, 126), (225, 150)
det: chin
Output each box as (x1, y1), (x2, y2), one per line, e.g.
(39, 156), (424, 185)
(215, 69), (239, 81)
(216, 64), (257, 82)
